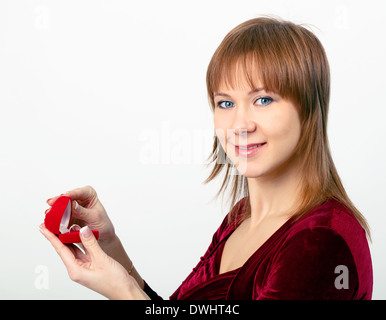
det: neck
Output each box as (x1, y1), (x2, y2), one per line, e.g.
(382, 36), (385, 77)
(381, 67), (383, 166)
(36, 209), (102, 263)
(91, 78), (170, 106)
(246, 157), (302, 227)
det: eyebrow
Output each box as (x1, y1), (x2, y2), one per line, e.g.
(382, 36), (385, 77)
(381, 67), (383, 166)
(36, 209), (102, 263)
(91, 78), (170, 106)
(214, 88), (265, 98)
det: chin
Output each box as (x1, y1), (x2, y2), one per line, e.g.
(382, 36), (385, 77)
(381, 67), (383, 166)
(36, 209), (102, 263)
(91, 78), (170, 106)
(233, 161), (266, 178)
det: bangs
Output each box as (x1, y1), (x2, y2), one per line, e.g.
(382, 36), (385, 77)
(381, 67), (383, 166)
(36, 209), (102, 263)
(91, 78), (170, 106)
(206, 17), (322, 112)
(207, 52), (285, 96)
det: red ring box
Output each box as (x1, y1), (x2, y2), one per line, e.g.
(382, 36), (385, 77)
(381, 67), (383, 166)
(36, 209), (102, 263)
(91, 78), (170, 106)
(44, 195), (99, 243)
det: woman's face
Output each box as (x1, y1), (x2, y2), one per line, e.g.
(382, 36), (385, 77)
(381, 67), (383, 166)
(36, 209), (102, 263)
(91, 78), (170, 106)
(213, 77), (302, 179)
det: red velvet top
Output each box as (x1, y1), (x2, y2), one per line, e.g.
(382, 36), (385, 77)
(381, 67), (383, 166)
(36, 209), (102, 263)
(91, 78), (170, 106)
(143, 197), (373, 300)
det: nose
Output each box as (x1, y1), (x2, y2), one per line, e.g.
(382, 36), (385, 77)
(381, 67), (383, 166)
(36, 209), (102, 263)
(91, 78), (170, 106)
(231, 105), (256, 137)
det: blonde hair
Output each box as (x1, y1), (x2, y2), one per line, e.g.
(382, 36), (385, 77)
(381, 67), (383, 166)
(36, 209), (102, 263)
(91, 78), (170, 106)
(203, 17), (371, 239)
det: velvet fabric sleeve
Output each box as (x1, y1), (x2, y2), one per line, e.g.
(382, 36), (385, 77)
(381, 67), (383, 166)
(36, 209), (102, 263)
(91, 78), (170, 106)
(256, 227), (359, 300)
(143, 280), (164, 300)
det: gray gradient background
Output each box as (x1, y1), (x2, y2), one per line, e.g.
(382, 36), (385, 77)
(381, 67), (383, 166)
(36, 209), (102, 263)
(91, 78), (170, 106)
(0, 0), (385, 299)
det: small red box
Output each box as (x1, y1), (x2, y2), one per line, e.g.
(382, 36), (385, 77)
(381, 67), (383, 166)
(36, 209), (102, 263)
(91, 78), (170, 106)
(44, 195), (99, 243)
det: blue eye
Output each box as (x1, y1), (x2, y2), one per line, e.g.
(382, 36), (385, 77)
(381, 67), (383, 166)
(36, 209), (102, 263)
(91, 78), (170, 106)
(217, 100), (234, 109)
(255, 97), (273, 106)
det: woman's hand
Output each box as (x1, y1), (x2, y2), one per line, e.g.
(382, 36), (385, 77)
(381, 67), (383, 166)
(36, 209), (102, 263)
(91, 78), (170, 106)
(39, 223), (149, 300)
(45, 185), (146, 290)
(46, 186), (115, 245)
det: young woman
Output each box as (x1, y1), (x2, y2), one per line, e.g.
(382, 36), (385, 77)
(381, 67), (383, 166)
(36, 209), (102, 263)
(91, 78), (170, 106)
(40, 17), (373, 300)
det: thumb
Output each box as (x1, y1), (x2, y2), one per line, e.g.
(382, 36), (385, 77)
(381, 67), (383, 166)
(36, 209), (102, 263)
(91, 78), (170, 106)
(80, 226), (103, 260)
(72, 200), (92, 220)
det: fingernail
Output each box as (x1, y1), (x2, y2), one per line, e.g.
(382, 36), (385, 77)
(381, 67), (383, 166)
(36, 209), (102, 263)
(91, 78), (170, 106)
(46, 198), (53, 203)
(80, 226), (92, 239)
(73, 200), (79, 212)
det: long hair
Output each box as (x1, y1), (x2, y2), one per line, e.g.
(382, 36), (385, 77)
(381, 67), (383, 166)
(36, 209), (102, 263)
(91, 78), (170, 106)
(203, 17), (371, 239)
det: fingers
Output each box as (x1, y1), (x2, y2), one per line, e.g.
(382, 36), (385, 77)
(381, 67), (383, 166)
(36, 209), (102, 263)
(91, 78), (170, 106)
(66, 185), (97, 204)
(71, 199), (92, 221)
(39, 224), (76, 268)
(46, 195), (61, 206)
(79, 226), (104, 261)
(46, 185), (97, 205)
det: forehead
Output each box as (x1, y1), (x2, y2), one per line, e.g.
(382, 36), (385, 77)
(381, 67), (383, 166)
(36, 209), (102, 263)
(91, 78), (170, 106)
(213, 55), (266, 93)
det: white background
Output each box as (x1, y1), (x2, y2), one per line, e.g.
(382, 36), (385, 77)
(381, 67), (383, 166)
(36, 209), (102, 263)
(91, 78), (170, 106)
(0, 0), (385, 299)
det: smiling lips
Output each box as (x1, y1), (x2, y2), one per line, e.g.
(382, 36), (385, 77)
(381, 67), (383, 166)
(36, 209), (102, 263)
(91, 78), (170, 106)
(234, 142), (267, 156)
(236, 143), (266, 149)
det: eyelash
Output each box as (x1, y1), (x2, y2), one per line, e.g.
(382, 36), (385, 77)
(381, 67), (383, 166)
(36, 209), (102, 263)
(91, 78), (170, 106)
(216, 96), (274, 109)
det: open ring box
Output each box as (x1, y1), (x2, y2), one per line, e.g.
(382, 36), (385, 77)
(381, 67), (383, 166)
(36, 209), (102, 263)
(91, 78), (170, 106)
(44, 195), (99, 243)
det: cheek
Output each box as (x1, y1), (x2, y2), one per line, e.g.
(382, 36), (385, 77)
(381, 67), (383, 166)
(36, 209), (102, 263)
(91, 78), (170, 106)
(262, 109), (301, 148)
(213, 115), (229, 144)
